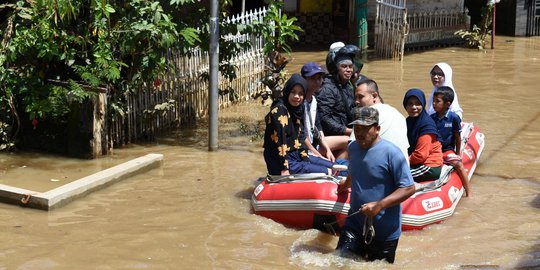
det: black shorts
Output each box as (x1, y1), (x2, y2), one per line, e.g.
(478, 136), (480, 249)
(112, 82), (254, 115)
(336, 227), (399, 264)
(410, 164), (442, 182)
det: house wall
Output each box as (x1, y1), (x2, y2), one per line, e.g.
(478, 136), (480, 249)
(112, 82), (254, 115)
(287, 0), (473, 48)
(299, 0), (332, 12)
(514, 0), (528, 36)
(283, 0), (298, 12)
(491, 0), (517, 36)
(286, 0), (347, 46)
(463, 0), (532, 37)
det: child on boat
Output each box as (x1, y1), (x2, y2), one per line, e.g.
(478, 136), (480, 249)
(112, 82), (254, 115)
(403, 89), (443, 182)
(430, 86), (471, 197)
(263, 73), (346, 176)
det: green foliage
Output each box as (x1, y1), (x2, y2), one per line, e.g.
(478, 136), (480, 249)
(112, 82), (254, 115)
(0, 0), (255, 150)
(219, 86), (240, 103)
(2, 0), (195, 149)
(243, 1), (302, 101)
(454, 4), (493, 50)
(143, 99), (176, 120)
(0, 121), (14, 151)
(455, 25), (491, 50)
(250, 0), (303, 54)
(194, 0), (252, 82)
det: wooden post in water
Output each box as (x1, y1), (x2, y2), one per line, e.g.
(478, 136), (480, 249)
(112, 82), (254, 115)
(209, 0), (219, 151)
(491, 2), (496, 49)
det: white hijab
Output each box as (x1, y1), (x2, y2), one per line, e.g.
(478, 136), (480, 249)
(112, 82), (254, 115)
(426, 62), (463, 119)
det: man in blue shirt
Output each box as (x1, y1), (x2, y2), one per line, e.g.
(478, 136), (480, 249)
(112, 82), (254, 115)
(337, 106), (415, 263)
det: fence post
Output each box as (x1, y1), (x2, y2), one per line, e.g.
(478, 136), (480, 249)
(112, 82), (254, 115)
(491, 3), (496, 49)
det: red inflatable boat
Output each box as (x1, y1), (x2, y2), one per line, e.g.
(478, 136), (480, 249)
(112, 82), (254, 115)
(252, 122), (485, 232)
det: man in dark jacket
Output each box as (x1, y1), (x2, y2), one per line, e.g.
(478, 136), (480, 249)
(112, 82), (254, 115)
(316, 45), (361, 157)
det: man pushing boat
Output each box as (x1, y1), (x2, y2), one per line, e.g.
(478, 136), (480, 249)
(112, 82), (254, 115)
(336, 106), (415, 263)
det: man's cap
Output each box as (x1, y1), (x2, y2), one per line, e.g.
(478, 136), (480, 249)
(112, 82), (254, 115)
(349, 106), (379, 126)
(301, 62), (326, 77)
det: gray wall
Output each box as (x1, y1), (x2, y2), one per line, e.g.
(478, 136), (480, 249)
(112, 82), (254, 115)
(515, 0), (527, 36)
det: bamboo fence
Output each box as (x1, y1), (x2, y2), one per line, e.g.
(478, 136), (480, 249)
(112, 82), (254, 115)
(108, 8), (267, 147)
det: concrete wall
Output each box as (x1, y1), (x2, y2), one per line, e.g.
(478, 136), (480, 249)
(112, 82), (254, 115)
(0, 154), (163, 210)
(515, 0), (528, 36)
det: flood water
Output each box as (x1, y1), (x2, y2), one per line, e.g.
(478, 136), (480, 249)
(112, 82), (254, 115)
(1, 37), (539, 269)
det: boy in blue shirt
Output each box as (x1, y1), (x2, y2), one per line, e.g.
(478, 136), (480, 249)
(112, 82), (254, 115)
(430, 86), (471, 197)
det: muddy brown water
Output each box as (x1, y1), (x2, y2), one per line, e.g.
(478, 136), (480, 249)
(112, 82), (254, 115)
(1, 37), (539, 269)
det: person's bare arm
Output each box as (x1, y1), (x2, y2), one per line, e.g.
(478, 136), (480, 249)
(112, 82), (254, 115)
(455, 131), (462, 154)
(318, 131), (335, 162)
(304, 137), (322, 157)
(337, 174), (351, 194)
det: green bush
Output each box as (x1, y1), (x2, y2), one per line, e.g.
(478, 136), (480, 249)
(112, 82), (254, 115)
(0, 0), (262, 151)
(454, 3), (493, 50)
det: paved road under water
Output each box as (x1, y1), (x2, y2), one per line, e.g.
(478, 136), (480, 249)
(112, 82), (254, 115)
(0, 37), (539, 269)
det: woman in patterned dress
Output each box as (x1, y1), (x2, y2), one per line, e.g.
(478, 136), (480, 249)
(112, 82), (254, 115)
(263, 74), (344, 176)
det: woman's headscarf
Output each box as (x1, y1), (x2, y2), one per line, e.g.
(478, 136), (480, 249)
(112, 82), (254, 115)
(426, 62), (463, 118)
(281, 74), (307, 123)
(403, 88), (442, 155)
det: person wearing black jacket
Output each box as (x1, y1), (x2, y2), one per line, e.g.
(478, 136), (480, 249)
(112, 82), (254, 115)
(316, 44), (362, 158)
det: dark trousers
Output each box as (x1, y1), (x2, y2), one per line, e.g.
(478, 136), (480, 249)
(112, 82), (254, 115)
(336, 227), (399, 264)
(265, 150), (348, 175)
